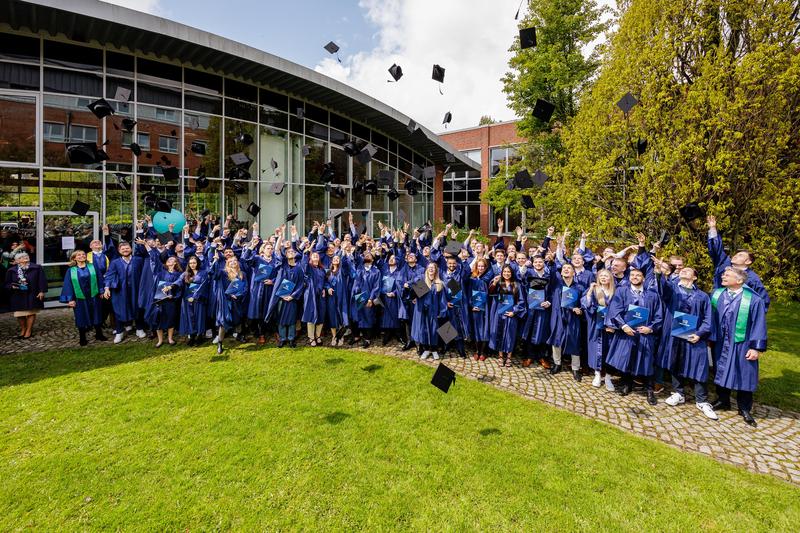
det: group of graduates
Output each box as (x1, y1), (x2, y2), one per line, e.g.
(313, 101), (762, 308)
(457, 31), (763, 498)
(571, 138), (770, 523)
(59, 212), (769, 427)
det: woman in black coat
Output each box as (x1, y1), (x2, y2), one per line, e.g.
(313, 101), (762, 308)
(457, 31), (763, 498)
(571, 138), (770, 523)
(3, 252), (47, 339)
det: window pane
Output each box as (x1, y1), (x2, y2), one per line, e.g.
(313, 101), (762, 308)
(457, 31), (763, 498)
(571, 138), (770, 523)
(0, 33), (39, 63)
(185, 112), (222, 179)
(137, 103), (182, 173)
(185, 90), (222, 115)
(260, 88), (287, 112)
(0, 168), (39, 206)
(44, 40), (102, 71)
(260, 109), (287, 129)
(306, 122), (328, 141)
(225, 98), (258, 122)
(258, 128), (287, 233)
(106, 76), (135, 102)
(43, 94), (103, 168)
(42, 170), (102, 210)
(183, 177), (221, 218)
(303, 139), (326, 185)
(304, 103), (327, 124)
(223, 119), (256, 180)
(289, 134), (304, 184)
(138, 172), (180, 219)
(137, 82), (181, 108)
(466, 205), (481, 230)
(185, 69), (222, 94)
(304, 186), (325, 232)
(43, 68), (102, 97)
(0, 62), (39, 91)
(329, 146), (349, 186)
(106, 51), (135, 78)
(330, 112), (349, 133)
(224, 181), (258, 228)
(137, 58), (181, 85)
(225, 79), (257, 103)
(0, 94), (37, 164)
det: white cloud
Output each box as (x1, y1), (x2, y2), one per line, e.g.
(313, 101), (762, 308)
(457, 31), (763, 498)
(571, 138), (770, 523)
(314, 0), (520, 133)
(100, 0), (162, 15)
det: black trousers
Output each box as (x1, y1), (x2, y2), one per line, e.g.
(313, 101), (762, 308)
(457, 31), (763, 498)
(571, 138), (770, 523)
(716, 386), (754, 412)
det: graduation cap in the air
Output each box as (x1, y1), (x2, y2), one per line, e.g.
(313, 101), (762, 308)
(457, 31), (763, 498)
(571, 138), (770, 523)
(301, 144), (311, 157)
(437, 322), (458, 345)
(431, 363), (456, 393)
(324, 41), (341, 62)
(66, 143), (103, 165)
(423, 165), (436, 179)
(453, 208), (463, 225)
(405, 178), (419, 196)
(411, 164), (424, 180)
(617, 92), (639, 114)
(388, 63), (403, 82)
(130, 142), (142, 156)
(246, 202), (260, 217)
(532, 169), (550, 186)
(514, 169), (533, 189)
(679, 202), (705, 223)
(286, 212), (299, 223)
(521, 195), (535, 210)
(491, 164), (501, 177)
(444, 240), (462, 256)
(190, 140), (206, 155)
(432, 64), (446, 83)
(406, 119), (417, 134)
(170, 129), (177, 137)
(86, 98), (114, 119)
(270, 182), (285, 195)
(442, 111), (452, 127)
(296, 107), (305, 119)
(114, 86), (131, 102)
(235, 132), (254, 146)
(161, 166), (179, 180)
(196, 174), (209, 190)
(121, 118), (136, 132)
(343, 141), (360, 156)
(353, 180), (364, 193)
(636, 138), (648, 155)
(411, 278), (430, 299)
(143, 192), (158, 209)
(387, 187), (400, 201)
(377, 169), (394, 187)
(356, 144), (378, 165)
(519, 26), (537, 49)
(114, 172), (129, 190)
(363, 180), (378, 195)
(330, 185), (346, 199)
(70, 199), (90, 216)
(532, 98), (555, 123)
(270, 158), (279, 173)
(156, 232), (173, 245)
(155, 198), (172, 213)
(230, 152), (253, 169)
(529, 277), (548, 290)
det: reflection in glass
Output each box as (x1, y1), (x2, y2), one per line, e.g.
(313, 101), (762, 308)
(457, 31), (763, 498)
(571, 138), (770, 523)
(137, 103), (182, 174)
(224, 119), (256, 179)
(42, 94), (103, 168)
(0, 94), (37, 164)
(0, 208), (38, 264)
(43, 68), (103, 97)
(259, 127), (287, 232)
(303, 139), (326, 185)
(42, 170), (102, 211)
(0, 168), (39, 206)
(329, 146), (349, 186)
(0, 62), (40, 91)
(183, 177), (221, 220)
(185, 112), (222, 179)
(43, 41), (103, 71)
(304, 185), (325, 233)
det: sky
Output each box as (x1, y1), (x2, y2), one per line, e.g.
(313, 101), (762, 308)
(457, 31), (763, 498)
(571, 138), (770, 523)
(104, 0), (611, 132)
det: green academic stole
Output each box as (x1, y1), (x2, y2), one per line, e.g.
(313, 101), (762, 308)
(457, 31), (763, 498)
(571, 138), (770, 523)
(70, 263), (99, 300)
(711, 287), (752, 343)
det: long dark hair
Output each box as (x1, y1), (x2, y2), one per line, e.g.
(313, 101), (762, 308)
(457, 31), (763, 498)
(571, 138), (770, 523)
(184, 256), (200, 284)
(500, 265), (517, 296)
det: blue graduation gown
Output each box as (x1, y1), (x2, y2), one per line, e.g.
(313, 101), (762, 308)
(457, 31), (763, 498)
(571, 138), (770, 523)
(657, 280), (713, 381)
(210, 259), (248, 329)
(244, 253), (279, 321)
(708, 233), (770, 311)
(323, 269), (348, 329)
(353, 265), (381, 329)
(398, 263), (425, 321)
(410, 282), (448, 346)
(59, 265), (103, 328)
(379, 267), (403, 329)
(547, 278), (584, 355)
(301, 261), (327, 324)
(178, 270), (209, 336)
(265, 260), (306, 327)
(712, 289), (767, 392)
(604, 287), (664, 376)
(581, 289), (611, 371)
(104, 255), (144, 323)
(144, 249), (183, 329)
(521, 269), (552, 345)
(467, 274), (491, 342)
(488, 282), (526, 353)
(441, 267), (469, 340)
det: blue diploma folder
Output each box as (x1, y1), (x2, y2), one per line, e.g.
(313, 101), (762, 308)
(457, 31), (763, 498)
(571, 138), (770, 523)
(671, 311), (698, 340)
(275, 279), (295, 298)
(187, 282), (201, 299)
(560, 286), (578, 309)
(625, 304), (650, 328)
(225, 278), (246, 297)
(470, 290), (487, 311)
(354, 291), (368, 309)
(447, 287), (462, 306)
(154, 280), (172, 301)
(253, 263), (274, 283)
(381, 275), (395, 293)
(496, 294), (514, 315)
(528, 289), (545, 310)
(595, 305), (607, 329)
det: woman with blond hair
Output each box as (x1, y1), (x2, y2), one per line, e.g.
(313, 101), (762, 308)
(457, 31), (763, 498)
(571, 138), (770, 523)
(210, 249), (249, 354)
(582, 268), (616, 390)
(59, 249), (107, 346)
(410, 262), (448, 360)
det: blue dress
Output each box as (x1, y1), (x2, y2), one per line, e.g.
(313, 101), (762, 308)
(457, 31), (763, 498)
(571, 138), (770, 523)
(145, 249), (183, 330)
(711, 289), (767, 392)
(178, 270), (210, 336)
(488, 282), (526, 353)
(410, 282), (448, 346)
(604, 287), (664, 376)
(60, 265), (104, 328)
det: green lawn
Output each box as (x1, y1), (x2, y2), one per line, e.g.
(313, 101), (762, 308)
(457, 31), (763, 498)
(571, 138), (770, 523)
(759, 302), (800, 412)
(1, 343), (798, 531)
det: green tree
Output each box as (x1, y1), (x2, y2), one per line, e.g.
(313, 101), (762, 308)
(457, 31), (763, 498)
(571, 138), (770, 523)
(478, 115), (498, 126)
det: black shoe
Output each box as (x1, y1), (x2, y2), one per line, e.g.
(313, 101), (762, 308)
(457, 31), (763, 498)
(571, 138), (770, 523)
(277, 340), (285, 348)
(217, 343), (223, 355)
(572, 369), (581, 382)
(549, 364), (562, 375)
(619, 383), (633, 396)
(647, 391), (657, 405)
(382, 333), (389, 346)
(290, 340), (297, 348)
(238, 335), (248, 343)
(711, 400), (732, 411)
(79, 336), (88, 346)
(362, 339), (371, 349)
(742, 411), (757, 427)
(95, 333), (108, 341)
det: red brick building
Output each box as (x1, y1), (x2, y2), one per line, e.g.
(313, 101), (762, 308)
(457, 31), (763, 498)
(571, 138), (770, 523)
(438, 120), (524, 236)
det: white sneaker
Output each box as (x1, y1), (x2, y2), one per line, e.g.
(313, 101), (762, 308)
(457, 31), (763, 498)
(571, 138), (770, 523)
(113, 333), (124, 344)
(666, 392), (686, 406)
(212, 336), (220, 345)
(420, 351), (430, 360)
(432, 352), (440, 360)
(205, 329), (213, 339)
(697, 402), (719, 420)
(338, 337), (345, 347)
(124, 325), (133, 332)
(135, 329), (146, 339)
(604, 374), (615, 392)
(232, 332), (239, 339)
(592, 371), (602, 388)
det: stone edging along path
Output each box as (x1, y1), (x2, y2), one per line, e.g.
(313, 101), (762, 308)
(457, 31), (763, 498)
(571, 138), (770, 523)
(2, 308), (799, 485)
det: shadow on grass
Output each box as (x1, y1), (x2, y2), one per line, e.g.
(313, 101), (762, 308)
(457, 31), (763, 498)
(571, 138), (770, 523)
(0, 344), (164, 389)
(323, 411), (351, 425)
(756, 369), (800, 416)
(361, 364), (383, 373)
(479, 428), (502, 436)
(210, 354), (230, 362)
(325, 358), (345, 365)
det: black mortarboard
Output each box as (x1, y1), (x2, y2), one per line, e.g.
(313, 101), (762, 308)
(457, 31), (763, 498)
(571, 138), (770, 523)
(302, 144), (311, 157)
(514, 169), (533, 189)
(296, 107), (305, 119)
(356, 144), (377, 165)
(71, 199), (90, 216)
(363, 180), (378, 195)
(156, 232), (173, 245)
(230, 152), (253, 168)
(406, 119), (417, 134)
(190, 140), (206, 155)
(324, 41), (340, 54)
(388, 63), (403, 82)
(197, 175), (209, 190)
(121, 118), (137, 132)
(431, 64), (445, 83)
(159, 166), (177, 181)
(354, 180), (364, 193)
(200, 209), (211, 218)
(519, 26), (537, 49)
(491, 164), (501, 176)
(235, 132), (254, 146)
(405, 179), (418, 196)
(387, 187), (399, 201)
(286, 212), (298, 222)
(658, 229), (671, 246)
(331, 185), (346, 199)
(444, 241), (461, 256)
(130, 142), (142, 156)
(529, 277), (548, 290)
(437, 322), (458, 345)
(411, 164), (424, 180)
(87, 98), (114, 119)
(155, 198), (172, 213)
(114, 86), (131, 102)
(231, 180), (247, 194)
(532, 169), (549, 186)
(66, 143), (101, 165)
(445, 152), (456, 164)
(446, 277), (461, 295)
(521, 195), (535, 209)
(170, 129), (177, 137)
(431, 363), (456, 393)
(246, 202), (260, 217)
(617, 92), (638, 114)
(343, 141), (360, 156)
(442, 111), (452, 126)
(114, 172), (129, 190)
(411, 278), (430, 299)
(143, 192), (157, 209)
(423, 165), (436, 179)
(679, 202), (705, 223)
(271, 158), (279, 172)
(532, 98), (555, 122)
(377, 169), (394, 187)
(636, 138), (648, 155)
(95, 147), (109, 162)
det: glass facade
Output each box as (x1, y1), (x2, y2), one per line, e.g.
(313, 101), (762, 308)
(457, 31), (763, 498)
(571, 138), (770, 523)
(0, 29), (435, 302)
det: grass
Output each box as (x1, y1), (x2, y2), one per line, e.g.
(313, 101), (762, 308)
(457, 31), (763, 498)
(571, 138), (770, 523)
(1, 342), (799, 531)
(757, 301), (800, 412)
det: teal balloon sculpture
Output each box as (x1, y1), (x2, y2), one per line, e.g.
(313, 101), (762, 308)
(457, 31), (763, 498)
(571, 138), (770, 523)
(152, 209), (186, 234)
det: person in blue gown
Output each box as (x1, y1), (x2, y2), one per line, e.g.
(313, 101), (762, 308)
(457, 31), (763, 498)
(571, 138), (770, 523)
(209, 248), (249, 354)
(242, 239), (279, 345)
(377, 253), (403, 346)
(709, 266), (768, 427)
(60, 250), (107, 346)
(440, 253), (470, 358)
(410, 262), (448, 360)
(604, 268), (664, 405)
(399, 251), (425, 351)
(521, 254), (552, 368)
(145, 246), (183, 348)
(547, 263), (585, 379)
(179, 255), (209, 345)
(467, 258), (493, 360)
(103, 240), (146, 343)
(323, 255), (348, 346)
(488, 265), (527, 367)
(351, 251), (381, 348)
(301, 250), (327, 346)
(581, 269), (616, 390)
(265, 245), (305, 347)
